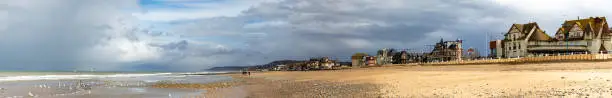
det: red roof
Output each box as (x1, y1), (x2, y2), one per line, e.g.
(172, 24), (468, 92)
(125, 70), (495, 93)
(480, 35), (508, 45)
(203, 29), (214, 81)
(489, 41), (497, 49)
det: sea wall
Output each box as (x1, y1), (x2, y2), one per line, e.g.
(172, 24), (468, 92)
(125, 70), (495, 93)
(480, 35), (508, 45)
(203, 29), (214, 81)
(424, 54), (612, 65)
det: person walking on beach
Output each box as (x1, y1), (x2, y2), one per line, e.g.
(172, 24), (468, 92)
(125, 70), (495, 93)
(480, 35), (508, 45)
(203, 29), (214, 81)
(248, 71), (251, 76)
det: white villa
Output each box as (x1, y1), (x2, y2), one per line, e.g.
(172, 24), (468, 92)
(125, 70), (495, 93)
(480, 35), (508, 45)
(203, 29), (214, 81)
(502, 17), (612, 58)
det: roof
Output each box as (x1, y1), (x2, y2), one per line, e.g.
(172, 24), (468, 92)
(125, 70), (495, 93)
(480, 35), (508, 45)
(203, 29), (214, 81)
(351, 53), (368, 59)
(555, 17), (609, 39)
(489, 41), (499, 49)
(517, 23), (538, 34)
(506, 22), (542, 40)
(529, 29), (554, 41)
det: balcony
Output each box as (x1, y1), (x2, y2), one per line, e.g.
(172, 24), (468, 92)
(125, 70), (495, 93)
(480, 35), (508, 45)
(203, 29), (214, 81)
(527, 41), (588, 51)
(528, 41), (588, 47)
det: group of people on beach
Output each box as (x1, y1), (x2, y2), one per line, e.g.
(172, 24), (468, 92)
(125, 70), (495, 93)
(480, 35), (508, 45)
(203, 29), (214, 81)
(242, 70), (251, 76)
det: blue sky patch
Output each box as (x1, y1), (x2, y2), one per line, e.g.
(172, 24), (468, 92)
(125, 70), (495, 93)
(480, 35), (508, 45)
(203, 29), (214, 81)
(139, 0), (227, 10)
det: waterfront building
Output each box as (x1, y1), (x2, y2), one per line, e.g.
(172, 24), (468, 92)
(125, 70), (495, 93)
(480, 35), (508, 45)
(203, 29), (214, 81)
(365, 56), (377, 66)
(376, 48), (394, 65)
(465, 47), (480, 60)
(391, 50), (409, 64)
(351, 53), (368, 67)
(489, 40), (504, 58)
(427, 39), (463, 62)
(320, 57), (336, 69)
(503, 17), (611, 58)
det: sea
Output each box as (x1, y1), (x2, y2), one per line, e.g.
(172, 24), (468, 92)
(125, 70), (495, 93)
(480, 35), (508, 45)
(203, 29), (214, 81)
(0, 71), (234, 98)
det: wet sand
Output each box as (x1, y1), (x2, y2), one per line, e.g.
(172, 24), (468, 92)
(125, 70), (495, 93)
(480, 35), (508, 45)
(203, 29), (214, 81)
(0, 74), (231, 98)
(187, 61), (612, 97)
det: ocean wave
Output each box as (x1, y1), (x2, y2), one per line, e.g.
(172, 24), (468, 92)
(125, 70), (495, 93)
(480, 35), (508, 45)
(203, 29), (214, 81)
(0, 73), (173, 82)
(177, 71), (231, 75)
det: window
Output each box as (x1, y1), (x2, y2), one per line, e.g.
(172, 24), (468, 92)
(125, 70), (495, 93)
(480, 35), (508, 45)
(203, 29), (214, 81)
(588, 41), (591, 46)
(508, 34), (512, 40)
(515, 34), (520, 39)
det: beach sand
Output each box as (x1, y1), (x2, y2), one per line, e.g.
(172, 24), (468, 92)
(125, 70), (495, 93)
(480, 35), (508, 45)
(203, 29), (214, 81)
(162, 61), (612, 98)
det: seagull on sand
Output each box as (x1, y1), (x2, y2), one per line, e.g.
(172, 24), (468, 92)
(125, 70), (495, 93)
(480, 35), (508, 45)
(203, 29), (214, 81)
(28, 91), (36, 97)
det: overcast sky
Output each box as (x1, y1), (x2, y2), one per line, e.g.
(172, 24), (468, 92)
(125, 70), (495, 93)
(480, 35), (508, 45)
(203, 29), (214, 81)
(2, 0), (612, 71)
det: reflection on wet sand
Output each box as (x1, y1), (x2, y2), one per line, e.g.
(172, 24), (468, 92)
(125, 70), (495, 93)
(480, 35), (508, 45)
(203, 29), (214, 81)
(0, 74), (231, 98)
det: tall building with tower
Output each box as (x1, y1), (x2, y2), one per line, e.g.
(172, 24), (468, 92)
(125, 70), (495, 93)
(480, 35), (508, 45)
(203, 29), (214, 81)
(427, 38), (463, 61)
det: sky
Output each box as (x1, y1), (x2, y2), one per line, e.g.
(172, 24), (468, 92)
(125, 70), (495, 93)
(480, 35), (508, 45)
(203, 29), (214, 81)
(2, 0), (612, 71)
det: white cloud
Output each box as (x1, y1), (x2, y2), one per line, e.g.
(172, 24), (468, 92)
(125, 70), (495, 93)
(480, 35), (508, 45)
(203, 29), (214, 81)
(89, 36), (162, 63)
(132, 9), (237, 22)
(493, 0), (612, 34)
(1, 0), (133, 67)
(341, 38), (373, 49)
(243, 20), (288, 28)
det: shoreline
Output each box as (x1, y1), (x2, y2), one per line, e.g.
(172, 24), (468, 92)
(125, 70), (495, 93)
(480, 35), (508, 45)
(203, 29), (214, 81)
(154, 72), (385, 97)
(0, 73), (231, 98)
(203, 74), (384, 98)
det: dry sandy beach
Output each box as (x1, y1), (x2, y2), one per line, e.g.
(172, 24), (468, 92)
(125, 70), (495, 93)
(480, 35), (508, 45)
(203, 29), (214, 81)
(156, 61), (612, 98)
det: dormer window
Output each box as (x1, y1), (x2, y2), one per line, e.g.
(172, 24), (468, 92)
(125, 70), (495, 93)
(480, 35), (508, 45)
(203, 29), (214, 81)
(556, 30), (565, 40)
(568, 24), (584, 39)
(556, 34), (564, 40)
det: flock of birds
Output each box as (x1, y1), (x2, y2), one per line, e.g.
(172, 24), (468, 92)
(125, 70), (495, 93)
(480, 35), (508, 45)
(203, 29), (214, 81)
(0, 76), (201, 98)
(0, 80), (95, 98)
(0, 80), (181, 98)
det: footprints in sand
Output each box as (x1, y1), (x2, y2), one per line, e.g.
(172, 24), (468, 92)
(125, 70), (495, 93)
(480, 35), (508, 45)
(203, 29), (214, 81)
(426, 76), (612, 97)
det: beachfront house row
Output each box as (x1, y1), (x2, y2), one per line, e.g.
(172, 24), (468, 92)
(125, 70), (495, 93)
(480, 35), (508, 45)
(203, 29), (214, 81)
(273, 64), (287, 71)
(502, 17), (612, 58)
(320, 57), (336, 69)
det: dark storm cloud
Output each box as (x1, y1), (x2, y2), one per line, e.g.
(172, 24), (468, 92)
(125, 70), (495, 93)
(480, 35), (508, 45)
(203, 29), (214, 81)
(169, 0), (516, 68)
(0, 0), (518, 71)
(0, 0), (141, 71)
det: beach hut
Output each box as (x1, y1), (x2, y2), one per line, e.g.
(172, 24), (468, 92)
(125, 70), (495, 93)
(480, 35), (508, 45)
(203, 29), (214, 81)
(351, 53), (368, 68)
